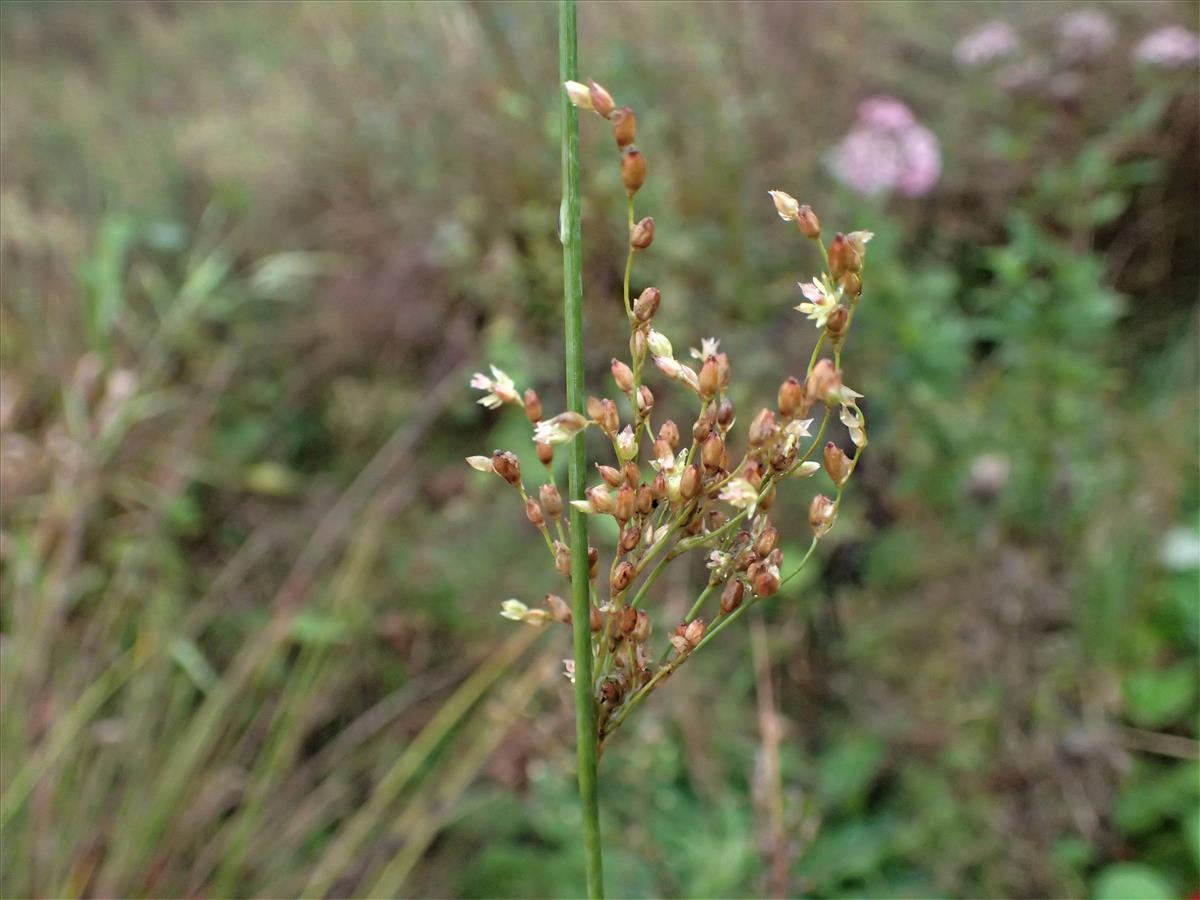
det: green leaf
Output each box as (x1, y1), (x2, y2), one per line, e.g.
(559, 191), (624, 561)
(817, 736), (887, 812)
(1124, 664), (1197, 728)
(1091, 863), (1175, 900)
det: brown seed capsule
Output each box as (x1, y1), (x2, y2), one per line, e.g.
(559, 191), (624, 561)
(620, 523), (641, 553)
(545, 593), (572, 624)
(638, 385), (654, 413)
(588, 546), (599, 578)
(715, 353), (731, 391)
(539, 483), (563, 518)
(634, 286), (661, 322)
(621, 148), (647, 195)
(748, 408), (778, 447)
(614, 484), (634, 523)
(706, 508), (726, 531)
(611, 358), (635, 394)
(611, 105), (636, 147)
(823, 441), (851, 486)
(720, 579), (744, 614)
(523, 388), (543, 424)
(717, 397), (735, 428)
(778, 376), (804, 418)
(698, 356), (720, 400)
(702, 432), (725, 471)
(632, 329), (647, 359)
(755, 525), (779, 557)
(683, 618), (707, 647)
(653, 439), (673, 463)
(825, 305), (849, 337)
(652, 471), (668, 500)
(685, 509), (705, 535)
(590, 604), (602, 632)
(586, 396), (605, 421)
(536, 440), (554, 467)
(805, 359), (840, 406)
(797, 204), (821, 239)
(744, 461), (763, 488)
(750, 561), (780, 598)
(680, 464), (702, 501)
(632, 609), (651, 642)
(492, 450), (521, 486)
(635, 483), (655, 515)
(596, 464), (623, 487)
(588, 79), (615, 118)
(828, 232), (861, 279)
(525, 496), (545, 527)
(809, 493), (836, 537)
(630, 216), (655, 250)
(599, 398), (620, 435)
(692, 407), (715, 442)
(618, 604), (638, 635)
(623, 461), (640, 486)
(587, 484), (614, 514)
(600, 678), (624, 705)
(611, 560), (635, 593)
(839, 271), (862, 298)
(555, 542), (571, 576)
(658, 419), (680, 448)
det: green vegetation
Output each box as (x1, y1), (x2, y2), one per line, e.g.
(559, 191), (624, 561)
(1, 2), (1196, 897)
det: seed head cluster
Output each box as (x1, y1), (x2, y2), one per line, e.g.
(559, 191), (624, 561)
(469, 79), (873, 749)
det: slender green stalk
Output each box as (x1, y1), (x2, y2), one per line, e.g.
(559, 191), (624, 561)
(560, 2), (604, 896)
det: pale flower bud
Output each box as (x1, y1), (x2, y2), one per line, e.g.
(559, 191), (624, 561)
(647, 330), (673, 359)
(564, 81), (593, 110)
(466, 455), (494, 473)
(615, 425), (637, 463)
(768, 190), (801, 222)
(683, 618), (707, 647)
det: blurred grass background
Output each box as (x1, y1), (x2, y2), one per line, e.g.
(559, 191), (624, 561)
(1, 1), (1197, 897)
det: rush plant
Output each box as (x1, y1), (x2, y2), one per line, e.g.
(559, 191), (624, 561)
(469, 8), (873, 893)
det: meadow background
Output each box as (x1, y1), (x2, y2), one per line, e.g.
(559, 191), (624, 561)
(1, 1), (1198, 897)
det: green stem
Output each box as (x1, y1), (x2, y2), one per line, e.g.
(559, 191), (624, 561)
(560, 3), (604, 896)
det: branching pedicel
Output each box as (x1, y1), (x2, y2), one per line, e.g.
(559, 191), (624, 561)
(470, 78), (872, 752)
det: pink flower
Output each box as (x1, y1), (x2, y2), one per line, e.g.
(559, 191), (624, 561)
(1058, 9), (1117, 61)
(828, 96), (941, 198)
(1135, 26), (1200, 68)
(856, 96), (915, 131)
(955, 21), (1020, 67)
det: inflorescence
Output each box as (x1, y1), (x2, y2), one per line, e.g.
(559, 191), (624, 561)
(469, 78), (873, 751)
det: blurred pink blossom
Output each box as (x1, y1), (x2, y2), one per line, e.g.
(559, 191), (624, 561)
(1135, 26), (1200, 68)
(955, 21), (1020, 67)
(1058, 9), (1117, 60)
(829, 97), (941, 198)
